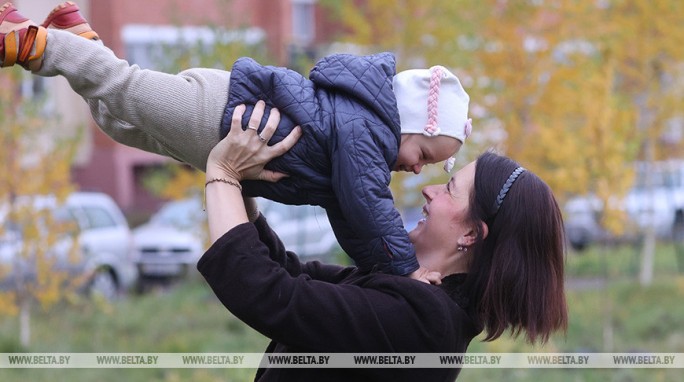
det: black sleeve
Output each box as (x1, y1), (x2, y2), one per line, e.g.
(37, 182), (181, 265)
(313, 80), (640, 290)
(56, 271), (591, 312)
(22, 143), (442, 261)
(252, 213), (303, 276)
(252, 213), (355, 282)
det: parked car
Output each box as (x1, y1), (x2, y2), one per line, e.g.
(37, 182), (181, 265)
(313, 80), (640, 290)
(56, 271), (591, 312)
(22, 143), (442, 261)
(0, 192), (138, 300)
(132, 197), (206, 283)
(131, 197), (343, 290)
(563, 195), (609, 251)
(257, 199), (342, 262)
(260, 203), (426, 262)
(564, 160), (684, 251)
(132, 196), (427, 283)
(625, 160), (684, 239)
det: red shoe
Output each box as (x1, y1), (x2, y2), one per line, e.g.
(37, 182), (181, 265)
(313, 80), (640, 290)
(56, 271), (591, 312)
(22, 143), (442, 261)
(0, 2), (47, 70)
(42, 1), (99, 41)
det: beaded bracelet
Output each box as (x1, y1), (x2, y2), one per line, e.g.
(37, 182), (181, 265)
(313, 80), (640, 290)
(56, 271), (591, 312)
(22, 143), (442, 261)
(205, 177), (242, 191)
(203, 177), (242, 211)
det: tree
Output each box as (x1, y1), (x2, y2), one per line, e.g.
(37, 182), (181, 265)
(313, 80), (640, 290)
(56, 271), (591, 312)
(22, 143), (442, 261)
(0, 70), (81, 346)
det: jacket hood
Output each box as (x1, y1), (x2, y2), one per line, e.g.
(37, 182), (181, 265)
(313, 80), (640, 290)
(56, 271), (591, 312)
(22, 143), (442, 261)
(309, 52), (401, 139)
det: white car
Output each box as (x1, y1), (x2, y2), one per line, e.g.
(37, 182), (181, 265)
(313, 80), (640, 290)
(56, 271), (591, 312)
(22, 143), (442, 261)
(564, 160), (684, 250)
(257, 199), (342, 262)
(132, 198), (206, 281)
(131, 197), (343, 287)
(563, 195), (610, 251)
(0, 192), (138, 300)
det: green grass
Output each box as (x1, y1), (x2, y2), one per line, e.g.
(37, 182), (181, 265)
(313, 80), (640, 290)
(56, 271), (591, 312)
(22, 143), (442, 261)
(0, 244), (683, 381)
(565, 242), (684, 279)
(0, 274), (269, 382)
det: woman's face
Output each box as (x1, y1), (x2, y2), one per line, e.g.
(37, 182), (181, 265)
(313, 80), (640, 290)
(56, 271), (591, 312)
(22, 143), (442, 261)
(408, 160), (476, 254)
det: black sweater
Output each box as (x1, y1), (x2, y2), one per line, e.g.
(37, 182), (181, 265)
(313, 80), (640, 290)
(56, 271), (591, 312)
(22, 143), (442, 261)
(197, 215), (481, 381)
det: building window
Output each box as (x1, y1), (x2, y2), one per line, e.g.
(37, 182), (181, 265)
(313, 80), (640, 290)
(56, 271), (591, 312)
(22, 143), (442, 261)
(20, 76), (46, 100)
(18, 75), (53, 117)
(121, 25), (265, 71)
(292, 0), (316, 46)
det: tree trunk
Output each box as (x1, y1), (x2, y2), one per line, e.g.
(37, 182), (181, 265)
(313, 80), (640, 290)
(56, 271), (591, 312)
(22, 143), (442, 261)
(639, 230), (656, 286)
(19, 297), (31, 347)
(601, 247), (613, 351)
(639, 136), (656, 286)
(602, 297), (613, 352)
(674, 213), (684, 273)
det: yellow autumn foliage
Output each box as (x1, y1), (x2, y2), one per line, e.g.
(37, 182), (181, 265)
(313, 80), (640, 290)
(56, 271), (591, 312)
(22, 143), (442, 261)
(323, 0), (684, 236)
(158, 166), (204, 201)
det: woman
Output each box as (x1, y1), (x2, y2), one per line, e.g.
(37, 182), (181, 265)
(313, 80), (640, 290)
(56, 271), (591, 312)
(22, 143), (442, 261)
(199, 103), (568, 381)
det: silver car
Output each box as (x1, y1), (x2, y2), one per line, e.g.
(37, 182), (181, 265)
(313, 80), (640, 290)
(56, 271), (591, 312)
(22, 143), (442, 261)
(132, 198), (206, 281)
(257, 199), (342, 262)
(131, 196), (344, 291)
(0, 192), (138, 300)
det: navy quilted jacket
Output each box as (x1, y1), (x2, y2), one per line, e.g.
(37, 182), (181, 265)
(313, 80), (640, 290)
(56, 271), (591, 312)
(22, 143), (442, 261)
(219, 52), (418, 276)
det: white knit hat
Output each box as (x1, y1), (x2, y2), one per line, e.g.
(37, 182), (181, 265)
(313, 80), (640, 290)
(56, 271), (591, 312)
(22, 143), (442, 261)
(393, 66), (472, 171)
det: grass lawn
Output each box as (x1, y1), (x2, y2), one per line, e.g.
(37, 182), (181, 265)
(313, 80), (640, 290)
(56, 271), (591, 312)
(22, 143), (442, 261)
(0, 273), (269, 382)
(0, 243), (683, 381)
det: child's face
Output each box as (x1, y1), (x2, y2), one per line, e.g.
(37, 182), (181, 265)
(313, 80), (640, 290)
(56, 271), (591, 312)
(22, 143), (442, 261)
(393, 135), (462, 174)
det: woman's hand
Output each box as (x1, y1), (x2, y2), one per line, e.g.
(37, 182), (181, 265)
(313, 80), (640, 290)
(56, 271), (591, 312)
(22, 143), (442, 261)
(206, 100), (302, 182)
(205, 100), (301, 241)
(409, 266), (442, 285)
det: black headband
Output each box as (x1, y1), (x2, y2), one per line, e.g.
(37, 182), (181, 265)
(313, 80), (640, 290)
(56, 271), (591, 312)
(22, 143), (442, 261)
(493, 166), (526, 213)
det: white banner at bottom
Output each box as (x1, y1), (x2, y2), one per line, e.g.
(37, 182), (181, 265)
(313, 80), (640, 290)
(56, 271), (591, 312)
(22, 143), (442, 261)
(0, 353), (682, 368)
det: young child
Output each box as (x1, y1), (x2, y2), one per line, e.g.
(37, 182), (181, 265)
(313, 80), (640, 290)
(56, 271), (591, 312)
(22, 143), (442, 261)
(1, 2), (472, 277)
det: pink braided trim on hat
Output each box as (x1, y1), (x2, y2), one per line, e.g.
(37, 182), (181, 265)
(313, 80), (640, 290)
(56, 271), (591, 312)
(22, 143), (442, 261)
(424, 66), (445, 137)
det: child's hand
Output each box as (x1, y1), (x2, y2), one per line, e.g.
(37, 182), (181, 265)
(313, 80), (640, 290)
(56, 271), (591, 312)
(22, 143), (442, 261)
(408, 266), (442, 285)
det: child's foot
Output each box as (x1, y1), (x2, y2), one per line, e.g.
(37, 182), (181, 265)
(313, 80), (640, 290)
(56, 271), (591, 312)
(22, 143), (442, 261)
(0, 2), (47, 70)
(42, 1), (99, 41)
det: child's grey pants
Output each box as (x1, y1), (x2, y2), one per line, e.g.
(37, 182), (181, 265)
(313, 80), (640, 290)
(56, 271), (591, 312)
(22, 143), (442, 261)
(37, 29), (231, 171)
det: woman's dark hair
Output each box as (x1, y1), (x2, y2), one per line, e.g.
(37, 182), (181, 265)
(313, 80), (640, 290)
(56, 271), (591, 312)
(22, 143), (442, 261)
(465, 151), (568, 344)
